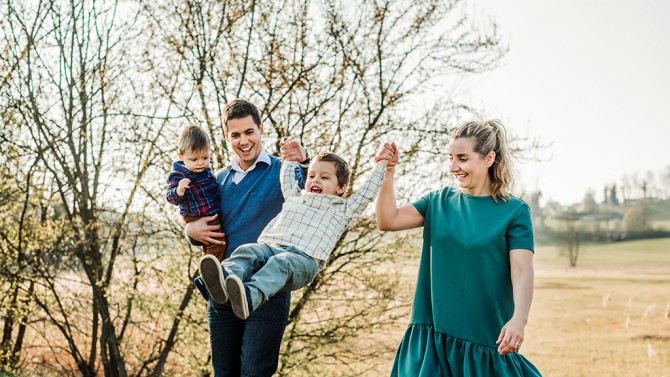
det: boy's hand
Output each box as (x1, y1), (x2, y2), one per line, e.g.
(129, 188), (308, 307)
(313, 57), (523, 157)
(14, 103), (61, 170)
(375, 142), (398, 168)
(280, 139), (308, 162)
(177, 178), (191, 196)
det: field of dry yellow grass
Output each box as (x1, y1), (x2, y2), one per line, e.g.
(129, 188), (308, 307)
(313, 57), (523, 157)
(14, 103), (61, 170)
(365, 238), (670, 377)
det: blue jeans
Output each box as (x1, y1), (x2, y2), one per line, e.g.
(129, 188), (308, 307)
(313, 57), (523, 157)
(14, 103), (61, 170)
(208, 291), (289, 377)
(223, 243), (318, 311)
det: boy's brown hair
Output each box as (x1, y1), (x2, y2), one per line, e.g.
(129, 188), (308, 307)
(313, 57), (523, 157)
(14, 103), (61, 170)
(313, 152), (350, 188)
(178, 125), (210, 154)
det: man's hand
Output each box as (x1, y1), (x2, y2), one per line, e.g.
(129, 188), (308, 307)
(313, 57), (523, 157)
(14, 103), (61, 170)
(185, 214), (227, 245)
(280, 139), (308, 162)
(177, 178), (191, 196)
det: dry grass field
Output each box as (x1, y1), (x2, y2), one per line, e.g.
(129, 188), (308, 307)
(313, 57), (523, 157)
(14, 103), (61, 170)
(525, 239), (670, 377)
(372, 238), (670, 377)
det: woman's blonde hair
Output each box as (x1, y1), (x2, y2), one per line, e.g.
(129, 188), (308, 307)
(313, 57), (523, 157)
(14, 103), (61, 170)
(451, 119), (514, 202)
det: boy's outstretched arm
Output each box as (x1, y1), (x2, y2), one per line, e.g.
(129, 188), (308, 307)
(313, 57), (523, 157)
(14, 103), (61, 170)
(344, 145), (396, 218)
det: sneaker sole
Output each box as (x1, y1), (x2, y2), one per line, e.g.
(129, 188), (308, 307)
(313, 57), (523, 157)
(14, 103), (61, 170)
(226, 275), (249, 320)
(200, 255), (227, 304)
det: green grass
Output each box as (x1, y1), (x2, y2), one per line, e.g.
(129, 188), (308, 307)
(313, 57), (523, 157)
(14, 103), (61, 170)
(535, 238), (670, 272)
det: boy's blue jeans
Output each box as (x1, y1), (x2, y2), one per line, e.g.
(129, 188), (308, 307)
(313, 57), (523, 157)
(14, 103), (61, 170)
(223, 243), (318, 311)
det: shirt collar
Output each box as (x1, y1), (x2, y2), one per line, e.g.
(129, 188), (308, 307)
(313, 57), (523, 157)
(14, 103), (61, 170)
(230, 148), (271, 173)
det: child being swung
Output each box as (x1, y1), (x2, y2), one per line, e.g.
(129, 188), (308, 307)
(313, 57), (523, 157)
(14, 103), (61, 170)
(200, 145), (390, 319)
(166, 125), (225, 261)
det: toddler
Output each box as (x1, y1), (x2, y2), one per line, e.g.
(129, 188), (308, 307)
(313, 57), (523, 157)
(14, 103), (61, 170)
(166, 125), (225, 261)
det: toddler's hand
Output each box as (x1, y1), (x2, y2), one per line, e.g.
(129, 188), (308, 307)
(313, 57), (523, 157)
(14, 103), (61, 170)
(177, 178), (191, 196)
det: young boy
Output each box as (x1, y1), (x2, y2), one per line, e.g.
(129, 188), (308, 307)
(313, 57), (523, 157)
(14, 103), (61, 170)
(166, 125), (225, 261)
(200, 150), (389, 319)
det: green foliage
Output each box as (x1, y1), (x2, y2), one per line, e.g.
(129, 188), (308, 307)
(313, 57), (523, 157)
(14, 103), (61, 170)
(623, 204), (651, 233)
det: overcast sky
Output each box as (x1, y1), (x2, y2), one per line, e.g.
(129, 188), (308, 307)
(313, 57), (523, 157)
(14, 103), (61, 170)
(460, 0), (670, 205)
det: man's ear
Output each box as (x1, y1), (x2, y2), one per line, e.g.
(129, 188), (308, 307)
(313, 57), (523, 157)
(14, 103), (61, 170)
(259, 123), (264, 134)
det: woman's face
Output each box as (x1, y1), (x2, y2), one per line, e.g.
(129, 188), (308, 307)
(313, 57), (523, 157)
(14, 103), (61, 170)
(448, 137), (494, 195)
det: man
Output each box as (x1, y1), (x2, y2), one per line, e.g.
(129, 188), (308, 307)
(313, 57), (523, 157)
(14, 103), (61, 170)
(186, 99), (309, 376)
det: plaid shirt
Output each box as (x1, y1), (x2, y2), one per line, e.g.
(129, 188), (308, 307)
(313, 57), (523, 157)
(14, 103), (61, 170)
(258, 160), (386, 268)
(166, 161), (220, 217)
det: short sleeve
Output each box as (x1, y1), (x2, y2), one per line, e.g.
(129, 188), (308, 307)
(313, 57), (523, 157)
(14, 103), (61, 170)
(508, 203), (534, 252)
(412, 192), (433, 218)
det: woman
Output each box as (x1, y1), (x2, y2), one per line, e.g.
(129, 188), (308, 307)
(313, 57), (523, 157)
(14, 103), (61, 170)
(376, 120), (541, 376)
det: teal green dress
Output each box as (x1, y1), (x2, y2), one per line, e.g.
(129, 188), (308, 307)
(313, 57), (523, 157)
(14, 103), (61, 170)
(390, 187), (541, 376)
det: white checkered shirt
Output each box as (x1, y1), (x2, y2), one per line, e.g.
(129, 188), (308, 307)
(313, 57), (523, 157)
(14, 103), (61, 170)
(258, 160), (386, 268)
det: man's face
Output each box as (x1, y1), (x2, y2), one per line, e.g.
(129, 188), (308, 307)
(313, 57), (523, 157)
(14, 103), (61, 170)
(225, 115), (264, 170)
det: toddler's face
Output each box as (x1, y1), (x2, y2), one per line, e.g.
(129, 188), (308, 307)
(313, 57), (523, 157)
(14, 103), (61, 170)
(179, 149), (211, 173)
(306, 160), (346, 196)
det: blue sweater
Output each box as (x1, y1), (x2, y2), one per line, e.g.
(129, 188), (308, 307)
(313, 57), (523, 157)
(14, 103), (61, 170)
(193, 154), (306, 299)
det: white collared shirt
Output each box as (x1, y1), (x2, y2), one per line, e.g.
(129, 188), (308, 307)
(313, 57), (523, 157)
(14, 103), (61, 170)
(229, 148), (311, 184)
(230, 149), (272, 184)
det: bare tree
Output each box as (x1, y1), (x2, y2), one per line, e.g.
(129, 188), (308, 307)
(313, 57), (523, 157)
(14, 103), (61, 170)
(0, 1), (203, 375)
(140, 0), (507, 375)
(2, 0), (510, 375)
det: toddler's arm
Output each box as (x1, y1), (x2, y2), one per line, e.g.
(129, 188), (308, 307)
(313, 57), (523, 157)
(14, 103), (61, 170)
(166, 171), (187, 205)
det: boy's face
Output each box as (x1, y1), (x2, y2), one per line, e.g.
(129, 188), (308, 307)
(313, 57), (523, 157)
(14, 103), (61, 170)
(178, 148), (211, 173)
(447, 137), (494, 194)
(225, 115), (264, 171)
(306, 160), (346, 196)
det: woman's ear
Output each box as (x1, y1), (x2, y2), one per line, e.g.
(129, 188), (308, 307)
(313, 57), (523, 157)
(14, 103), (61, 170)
(486, 151), (496, 168)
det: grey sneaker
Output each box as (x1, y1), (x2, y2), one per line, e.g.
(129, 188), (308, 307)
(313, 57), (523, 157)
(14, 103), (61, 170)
(226, 274), (252, 320)
(200, 254), (228, 304)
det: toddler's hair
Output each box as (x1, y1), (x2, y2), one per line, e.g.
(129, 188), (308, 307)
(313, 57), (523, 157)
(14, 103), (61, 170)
(313, 152), (350, 188)
(178, 125), (210, 155)
(451, 119), (514, 202)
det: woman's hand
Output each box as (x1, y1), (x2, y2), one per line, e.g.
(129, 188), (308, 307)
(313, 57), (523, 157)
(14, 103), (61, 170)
(375, 142), (398, 168)
(496, 317), (526, 355)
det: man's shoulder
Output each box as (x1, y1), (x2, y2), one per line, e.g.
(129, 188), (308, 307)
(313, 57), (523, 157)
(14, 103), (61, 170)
(215, 166), (231, 178)
(268, 153), (281, 164)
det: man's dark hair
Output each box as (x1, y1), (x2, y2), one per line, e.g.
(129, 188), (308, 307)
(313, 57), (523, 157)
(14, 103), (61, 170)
(314, 152), (350, 190)
(222, 99), (261, 129)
